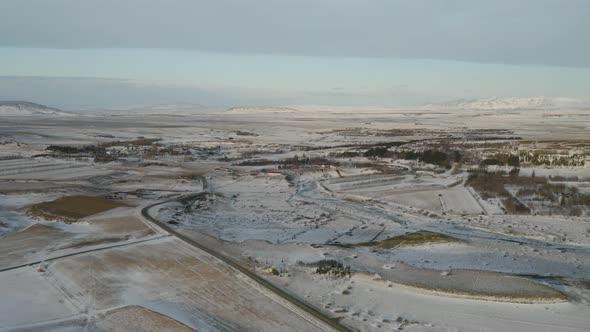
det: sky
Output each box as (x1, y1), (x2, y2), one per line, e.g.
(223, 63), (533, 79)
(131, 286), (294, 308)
(0, 0), (589, 110)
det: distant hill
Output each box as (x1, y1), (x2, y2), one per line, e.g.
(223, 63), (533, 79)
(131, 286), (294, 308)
(0, 101), (73, 116)
(225, 106), (299, 114)
(421, 97), (590, 111)
(101, 103), (222, 115)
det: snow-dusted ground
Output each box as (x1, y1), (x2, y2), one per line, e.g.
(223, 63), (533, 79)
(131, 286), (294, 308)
(48, 236), (337, 332)
(271, 268), (589, 332)
(1, 110), (589, 331)
(0, 267), (80, 328)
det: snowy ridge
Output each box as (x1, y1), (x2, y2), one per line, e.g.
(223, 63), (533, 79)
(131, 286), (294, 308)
(0, 101), (74, 116)
(422, 97), (590, 111)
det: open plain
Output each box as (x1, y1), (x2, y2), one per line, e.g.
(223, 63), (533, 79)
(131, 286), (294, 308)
(1, 106), (589, 331)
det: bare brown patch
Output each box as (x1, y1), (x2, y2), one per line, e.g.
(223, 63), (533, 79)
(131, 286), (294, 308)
(28, 195), (125, 222)
(92, 216), (154, 235)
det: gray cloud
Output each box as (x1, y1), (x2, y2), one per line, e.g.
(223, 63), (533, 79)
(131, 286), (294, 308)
(0, 0), (588, 67)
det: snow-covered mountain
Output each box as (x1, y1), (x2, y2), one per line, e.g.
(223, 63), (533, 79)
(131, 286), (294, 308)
(225, 106), (299, 114)
(422, 97), (590, 111)
(0, 101), (74, 116)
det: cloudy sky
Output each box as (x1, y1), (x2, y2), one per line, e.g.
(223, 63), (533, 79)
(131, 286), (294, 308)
(0, 0), (589, 109)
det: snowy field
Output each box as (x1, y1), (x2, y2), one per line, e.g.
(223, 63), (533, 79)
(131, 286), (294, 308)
(0, 110), (589, 331)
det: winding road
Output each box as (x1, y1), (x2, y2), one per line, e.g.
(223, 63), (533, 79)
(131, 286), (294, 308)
(139, 175), (352, 332)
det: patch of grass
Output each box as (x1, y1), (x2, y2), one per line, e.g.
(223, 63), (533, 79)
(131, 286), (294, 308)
(28, 195), (125, 222)
(392, 278), (569, 303)
(371, 166), (403, 175)
(358, 231), (462, 249)
(236, 159), (278, 166)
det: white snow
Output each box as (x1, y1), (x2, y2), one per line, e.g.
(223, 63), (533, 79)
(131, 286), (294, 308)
(422, 96), (590, 111)
(0, 101), (74, 116)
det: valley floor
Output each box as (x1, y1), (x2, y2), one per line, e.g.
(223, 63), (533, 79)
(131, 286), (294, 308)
(0, 110), (589, 331)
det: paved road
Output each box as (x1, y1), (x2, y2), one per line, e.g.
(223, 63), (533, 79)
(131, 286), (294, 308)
(0, 174), (349, 330)
(140, 184), (351, 332)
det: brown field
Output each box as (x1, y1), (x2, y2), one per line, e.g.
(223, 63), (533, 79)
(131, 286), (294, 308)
(28, 195), (125, 222)
(95, 305), (197, 332)
(92, 216), (155, 236)
(0, 224), (73, 268)
(49, 238), (337, 332)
